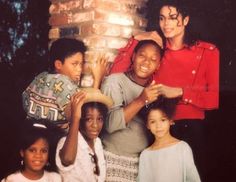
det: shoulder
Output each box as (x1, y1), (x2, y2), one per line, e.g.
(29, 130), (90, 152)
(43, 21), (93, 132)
(3, 171), (21, 181)
(178, 141), (193, 152)
(44, 171), (62, 181)
(195, 41), (218, 51)
(140, 148), (151, 157)
(106, 73), (126, 80)
(102, 73), (126, 85)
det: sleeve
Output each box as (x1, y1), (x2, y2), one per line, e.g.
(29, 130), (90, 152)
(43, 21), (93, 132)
(101, 75), (127, 133)
(182, 47), (219, 109)
(137, 151), (150, 182)
(53, 75), (80, 111)
(109, 37), (139, 74)
(183, 143), (201, 182)
(55, 137), (76, 172)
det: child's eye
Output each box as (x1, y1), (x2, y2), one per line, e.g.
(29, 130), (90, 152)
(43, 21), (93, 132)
(28, 148), (36, 153)
(138, 54), (145, 58)
(85, 117), (93, 122)
(161, 118), (168, 122)
(41, 148), (48, 153)
(97, 117), (104, 122)
(149, 120), (155, 124)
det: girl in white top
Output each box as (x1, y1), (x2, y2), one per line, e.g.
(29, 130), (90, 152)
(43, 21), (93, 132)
(1, 120), (62, 182)
(138, 98), (201, 182)
(56, 88), (113, 182)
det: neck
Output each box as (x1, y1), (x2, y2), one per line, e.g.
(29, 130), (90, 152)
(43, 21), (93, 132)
(21, 169), (44, 180)
(127, 71), (151, 86)
(166, 32), (185, 50)
(86, 138), (95, 151)
(153, 132), (175, 147)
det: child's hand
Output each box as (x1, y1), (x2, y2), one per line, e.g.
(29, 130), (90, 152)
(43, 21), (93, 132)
(139, 80), (160, 105)
(70, 91), (86, 122)
(134, 31), (163, 48)
(91, 54), (109, 88)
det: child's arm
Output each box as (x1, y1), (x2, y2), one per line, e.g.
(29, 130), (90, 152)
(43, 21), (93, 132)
(59, 91), (86, 166)
(123, 80), (160, 123)
(184, 143), (201, 182)
(90, 55), (109, 89)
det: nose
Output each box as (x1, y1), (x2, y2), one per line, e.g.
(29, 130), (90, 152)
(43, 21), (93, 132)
(91, 120), (98, 128)
(163, 18), (171, 26)
(34, 151), (43, 158)
(77, 65), (82, 72)
(155, 121), (161, 129)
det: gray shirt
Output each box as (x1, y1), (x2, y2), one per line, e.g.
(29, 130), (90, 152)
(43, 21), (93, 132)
(138, 141), (201, 182)
(101, 73), (149, 157)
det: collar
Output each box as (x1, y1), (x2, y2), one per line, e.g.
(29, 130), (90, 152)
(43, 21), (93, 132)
(79, 132), (96, 153)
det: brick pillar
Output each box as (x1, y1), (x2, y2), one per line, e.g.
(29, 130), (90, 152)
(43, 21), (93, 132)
(49, 0), (148, 87)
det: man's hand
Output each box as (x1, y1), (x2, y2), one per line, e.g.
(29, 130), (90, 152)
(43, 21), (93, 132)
(134, 31), (163, 48)
(156, 84), (183, 98)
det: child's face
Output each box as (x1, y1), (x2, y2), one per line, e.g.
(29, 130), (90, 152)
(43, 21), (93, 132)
(56, 52), (83, 83)
(81, 107), (104, 141)
(147, 109), (173, 139)
(20, 138), (49, 173)
(132, 44), (161, 79)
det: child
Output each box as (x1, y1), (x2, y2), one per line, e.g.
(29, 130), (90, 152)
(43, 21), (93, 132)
(22, 38), (108, 131)
(101, 40), (162, 181)
(55, 88), (113, 182)
(1, 119), (62, 182)
(138, 98), (201, 182)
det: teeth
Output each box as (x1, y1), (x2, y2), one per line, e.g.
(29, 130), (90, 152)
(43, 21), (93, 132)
(140, 66), (148, 71)
(33, 161), (41, 164)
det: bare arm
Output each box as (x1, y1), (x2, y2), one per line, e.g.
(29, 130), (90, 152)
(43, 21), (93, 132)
(124, 81), (160, 123)
(91, 55), (109, 89)
(59, 91), (86, 166)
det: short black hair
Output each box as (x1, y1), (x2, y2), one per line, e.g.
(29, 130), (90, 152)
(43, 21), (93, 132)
(134, 39), (163, 57)
(80, 102), (108, 136)
(48, 38), (87, 72)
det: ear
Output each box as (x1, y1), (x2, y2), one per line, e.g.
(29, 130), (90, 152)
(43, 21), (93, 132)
(20, 150), (24, 158)
(183, 16), (189, 26)
(131, 53), (136, 64)
(146, 122), (150, 130)
(170, 120), (175, 125)
(156, 62), (161, 70)
(54, 60), (63, 71)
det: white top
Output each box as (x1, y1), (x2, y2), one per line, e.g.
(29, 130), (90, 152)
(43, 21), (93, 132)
(56, 132), (106, 182)
(1, 171), (62, 182)
(138, 141), (201, 182)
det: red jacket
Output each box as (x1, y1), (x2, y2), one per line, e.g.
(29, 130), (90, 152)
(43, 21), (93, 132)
(110, 38), (219, 120)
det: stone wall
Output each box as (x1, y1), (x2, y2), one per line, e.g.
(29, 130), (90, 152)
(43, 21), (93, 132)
(48, 0), (148, 87)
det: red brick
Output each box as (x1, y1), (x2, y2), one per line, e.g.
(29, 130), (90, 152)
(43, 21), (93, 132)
(94, 9), (135, 26)
(94, 0), (121, 12)
(80, 22), (121, 37)
(49, 28), (60, 39)
(83, 0), (95, 9)
(48, 13), (72, 26)
(49, 0), (83, 14)
(72, 11), (94, 23)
